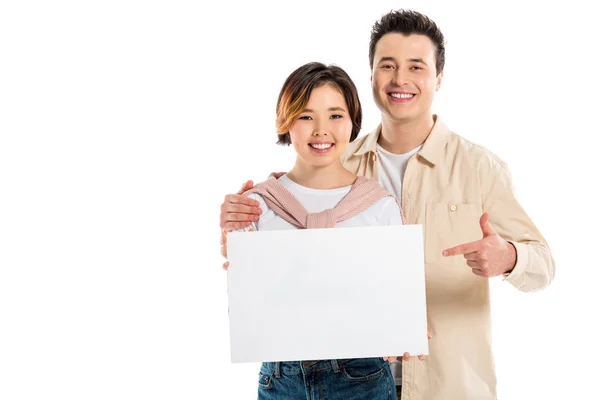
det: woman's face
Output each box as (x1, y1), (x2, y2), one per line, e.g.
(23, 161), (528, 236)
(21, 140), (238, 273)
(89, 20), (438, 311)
(288, 84), (353, 168)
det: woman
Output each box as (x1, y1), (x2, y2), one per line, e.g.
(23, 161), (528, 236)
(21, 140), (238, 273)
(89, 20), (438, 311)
(233, 62), (402, 400)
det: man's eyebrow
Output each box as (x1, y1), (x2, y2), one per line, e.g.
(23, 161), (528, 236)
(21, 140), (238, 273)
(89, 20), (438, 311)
(408, 58), (427, 65)
(378, 57), (396, 64)
(378, 56), (428, 65)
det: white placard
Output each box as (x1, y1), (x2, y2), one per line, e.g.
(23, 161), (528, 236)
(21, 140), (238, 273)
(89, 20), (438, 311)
(227, 225), (427, 363)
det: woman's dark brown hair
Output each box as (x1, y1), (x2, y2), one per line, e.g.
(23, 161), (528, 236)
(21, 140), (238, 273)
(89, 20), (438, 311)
(276, 62), (362, 145)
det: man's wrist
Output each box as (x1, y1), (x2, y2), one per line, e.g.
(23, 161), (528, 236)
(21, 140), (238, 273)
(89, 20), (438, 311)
(505, 241), (517, 274)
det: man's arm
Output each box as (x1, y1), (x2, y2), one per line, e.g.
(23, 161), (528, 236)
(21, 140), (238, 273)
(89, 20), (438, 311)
(220, 180), (262, 231)
(219, 174), (285, 269)
(482, 161), (555, 291)
(219, 180), (261, 270)
(443, 157), (555, 292)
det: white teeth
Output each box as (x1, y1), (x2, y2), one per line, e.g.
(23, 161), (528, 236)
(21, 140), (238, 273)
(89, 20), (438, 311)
(310, 143), (332, 149)
(390, 93), (414, 99)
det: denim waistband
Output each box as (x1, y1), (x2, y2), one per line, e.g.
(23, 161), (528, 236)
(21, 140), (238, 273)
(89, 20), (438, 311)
(262, 359), (345, 377)
(262, 358), (385, 377)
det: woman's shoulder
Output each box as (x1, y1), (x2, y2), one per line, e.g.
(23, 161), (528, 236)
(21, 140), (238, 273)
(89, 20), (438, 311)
(245, 193), (269, 213)
(371, 195), (400, 212)
(369, 196), (403, 226)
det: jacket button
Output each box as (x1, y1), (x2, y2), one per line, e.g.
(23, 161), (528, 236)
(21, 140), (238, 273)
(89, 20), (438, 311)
(449, 204), (457, 212)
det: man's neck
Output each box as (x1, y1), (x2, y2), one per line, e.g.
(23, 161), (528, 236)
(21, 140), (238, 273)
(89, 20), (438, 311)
(378, 114), (435, 154)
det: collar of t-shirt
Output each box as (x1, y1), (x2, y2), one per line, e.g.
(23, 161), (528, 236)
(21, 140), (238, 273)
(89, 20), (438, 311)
(376, 143), (422, 164)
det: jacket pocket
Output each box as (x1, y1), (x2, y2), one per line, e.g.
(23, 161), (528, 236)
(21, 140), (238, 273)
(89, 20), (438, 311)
(424, 203), (482, 264)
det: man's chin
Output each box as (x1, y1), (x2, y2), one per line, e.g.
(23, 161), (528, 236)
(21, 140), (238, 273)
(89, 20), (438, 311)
(385, 111), (416, 122)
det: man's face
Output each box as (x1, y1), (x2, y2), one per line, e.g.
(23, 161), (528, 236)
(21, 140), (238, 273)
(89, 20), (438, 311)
(371, 33), (442, 123)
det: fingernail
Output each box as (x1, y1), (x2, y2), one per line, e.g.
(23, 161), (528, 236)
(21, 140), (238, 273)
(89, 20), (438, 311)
(442, 251), (448, 256)
(258, 208), (262, 214)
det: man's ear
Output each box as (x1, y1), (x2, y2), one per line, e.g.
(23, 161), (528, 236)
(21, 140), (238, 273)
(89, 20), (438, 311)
(435, 70), (444, 91)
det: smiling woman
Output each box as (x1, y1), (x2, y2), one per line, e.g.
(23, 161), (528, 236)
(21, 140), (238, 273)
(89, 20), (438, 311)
(226, 61), (413, 399)
(274, 62), (363, 188)
(276, 63), (362, 144)
(285, 84), (354, 177)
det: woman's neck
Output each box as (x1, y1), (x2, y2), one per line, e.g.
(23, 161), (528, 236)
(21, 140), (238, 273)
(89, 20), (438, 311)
(286, 159), (356, 189)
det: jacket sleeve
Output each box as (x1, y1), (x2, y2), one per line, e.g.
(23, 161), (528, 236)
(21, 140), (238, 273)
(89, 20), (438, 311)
(480, 157), (555, 292)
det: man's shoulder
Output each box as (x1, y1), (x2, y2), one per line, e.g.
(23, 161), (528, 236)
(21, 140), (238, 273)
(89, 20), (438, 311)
(344, 131), (373, 158)
(448, 130), (507, 170)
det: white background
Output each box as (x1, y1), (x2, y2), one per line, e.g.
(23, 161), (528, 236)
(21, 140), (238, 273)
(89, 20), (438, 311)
(0, 1), (598, 399)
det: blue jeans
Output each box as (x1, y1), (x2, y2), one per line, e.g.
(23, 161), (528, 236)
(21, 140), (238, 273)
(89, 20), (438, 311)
(257, 358), (396, 400)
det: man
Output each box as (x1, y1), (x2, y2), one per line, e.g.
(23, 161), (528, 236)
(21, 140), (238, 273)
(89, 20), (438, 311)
(219, 10), (554, 400)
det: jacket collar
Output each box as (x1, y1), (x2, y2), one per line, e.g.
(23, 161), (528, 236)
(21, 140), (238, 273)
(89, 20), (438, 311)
(353, 115), (451, 166)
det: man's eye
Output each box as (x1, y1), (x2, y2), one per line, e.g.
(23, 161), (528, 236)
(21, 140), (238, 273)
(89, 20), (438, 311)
(411, 66), (422, 70)
(381, 65), (393, 69)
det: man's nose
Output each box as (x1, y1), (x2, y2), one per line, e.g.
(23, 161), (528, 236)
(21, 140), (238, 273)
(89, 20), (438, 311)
(392, 68), (409, 86)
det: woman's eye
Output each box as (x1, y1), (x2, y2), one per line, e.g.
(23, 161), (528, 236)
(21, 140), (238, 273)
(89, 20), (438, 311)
(331, 114), (343, 119)
(298, 116), (312, 120)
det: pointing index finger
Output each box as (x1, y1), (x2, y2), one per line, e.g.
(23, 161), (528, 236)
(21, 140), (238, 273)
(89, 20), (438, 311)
(443, 240), (482, 257)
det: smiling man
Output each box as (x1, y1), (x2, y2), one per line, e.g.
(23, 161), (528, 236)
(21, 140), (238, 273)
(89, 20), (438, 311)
(219, 9), (555, 400)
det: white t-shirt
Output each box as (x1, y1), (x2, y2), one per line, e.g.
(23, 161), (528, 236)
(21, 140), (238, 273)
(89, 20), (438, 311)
(246, 174), (402, 231)
(376, 144), (422, 201)
(375, 143), (422, 386)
